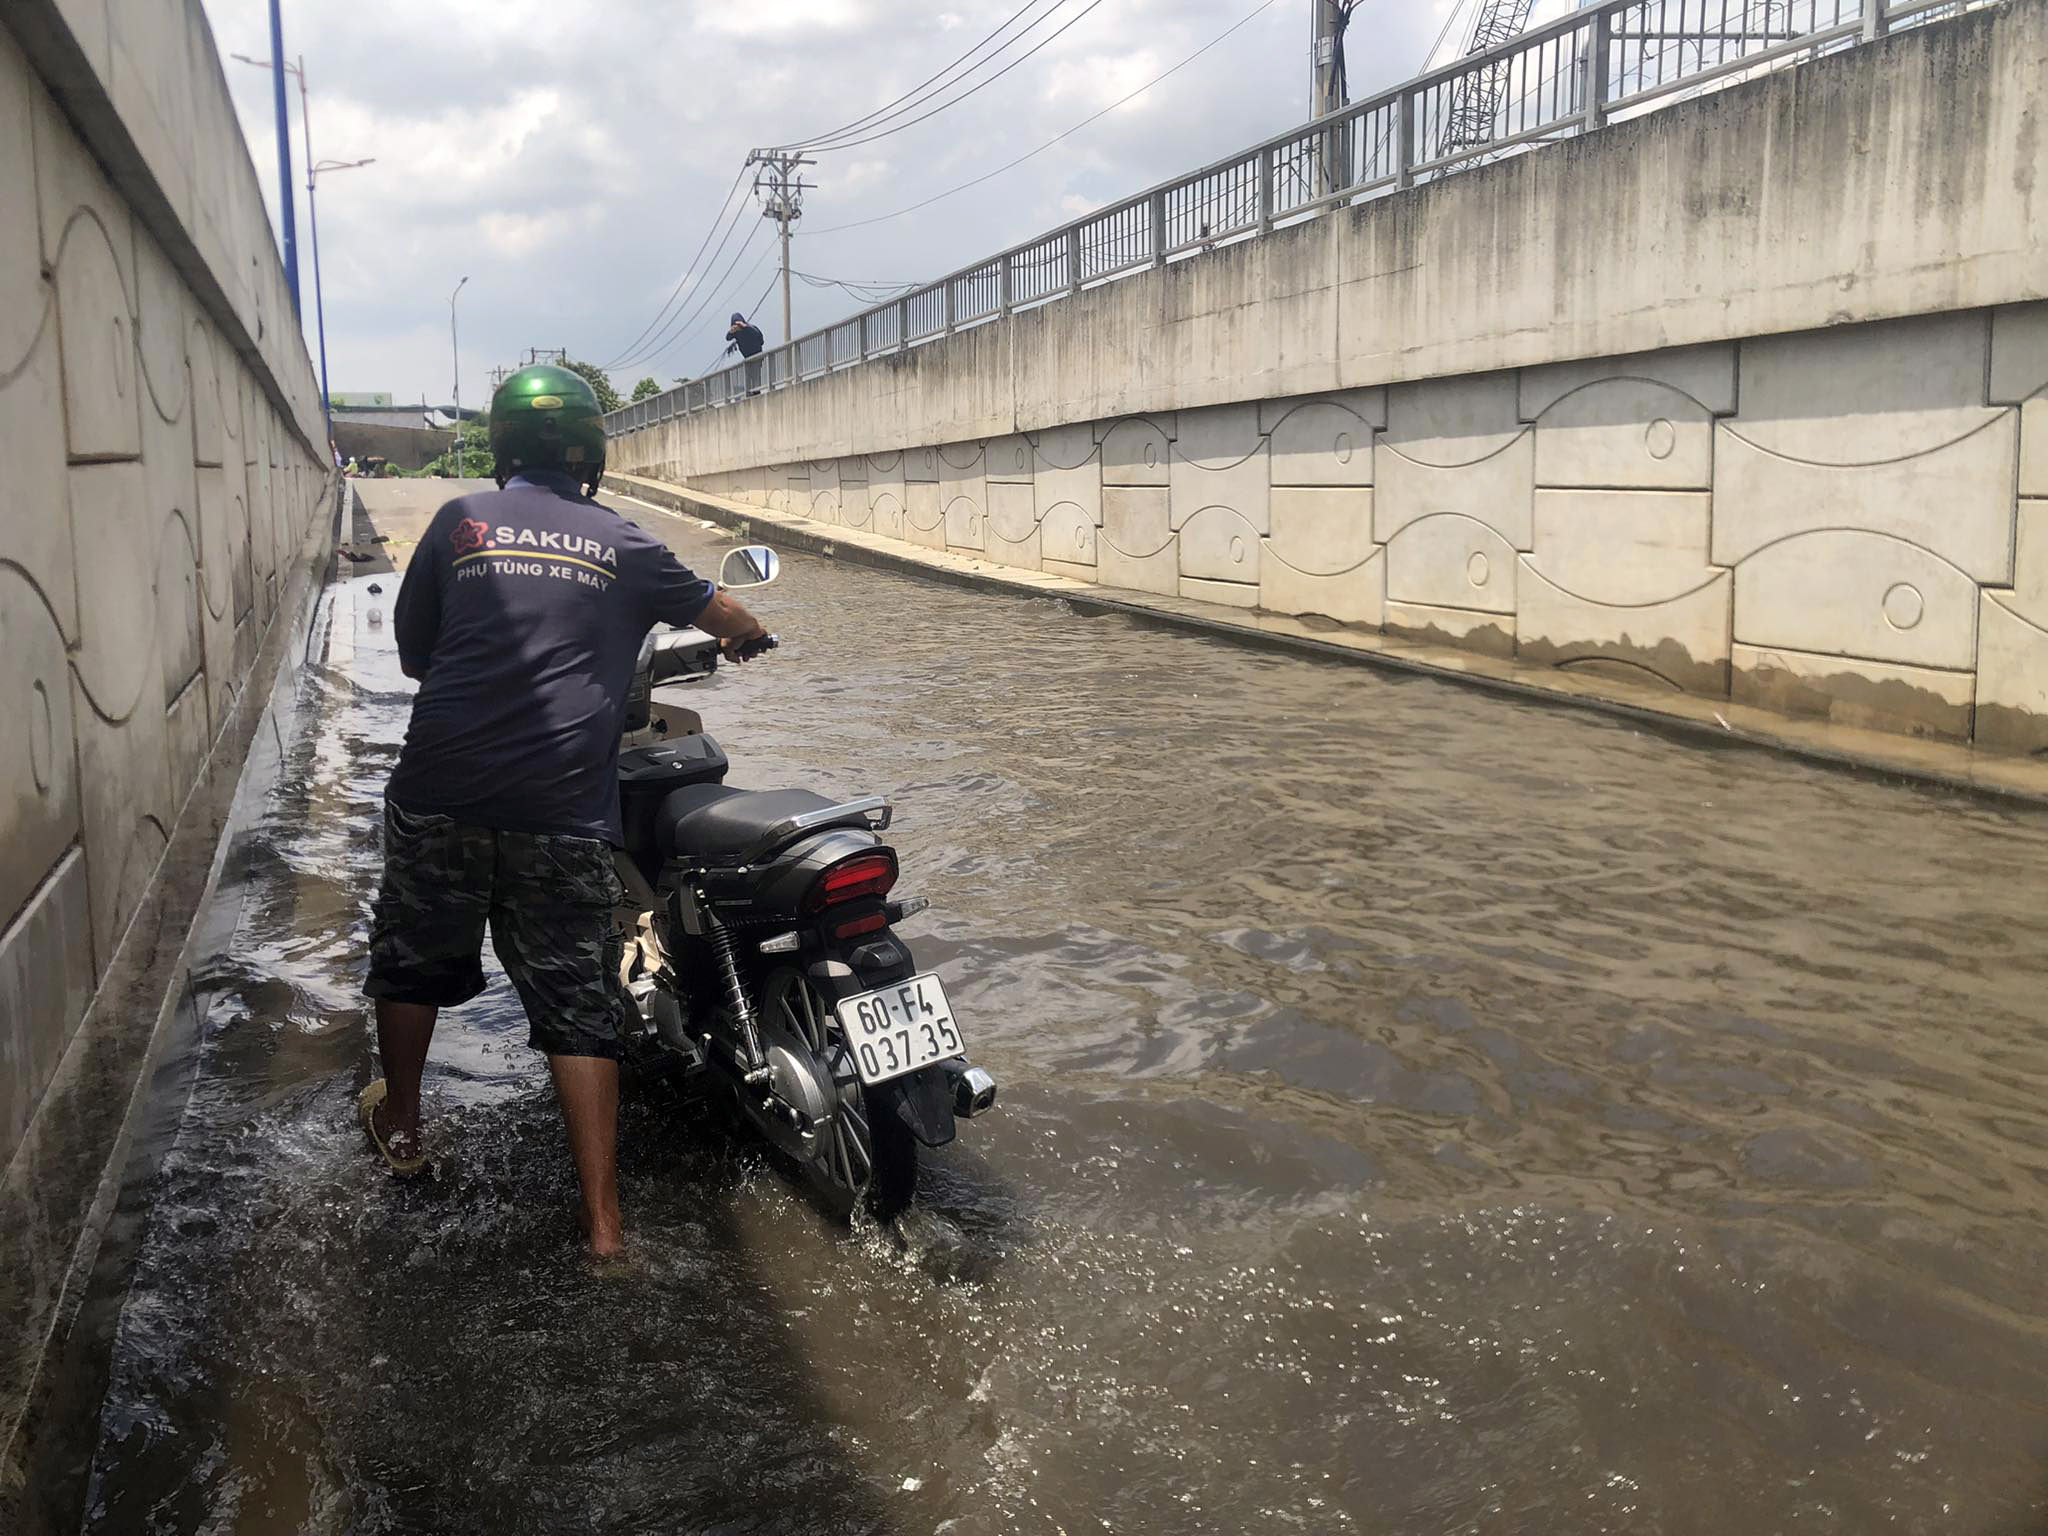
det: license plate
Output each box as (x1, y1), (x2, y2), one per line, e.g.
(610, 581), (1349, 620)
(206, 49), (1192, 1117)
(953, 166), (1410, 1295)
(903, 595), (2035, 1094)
(835, 973), (965, 1086)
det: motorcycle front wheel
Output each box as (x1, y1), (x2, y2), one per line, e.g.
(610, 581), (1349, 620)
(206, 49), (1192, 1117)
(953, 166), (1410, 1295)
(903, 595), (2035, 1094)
(757, 966), (918, 1221)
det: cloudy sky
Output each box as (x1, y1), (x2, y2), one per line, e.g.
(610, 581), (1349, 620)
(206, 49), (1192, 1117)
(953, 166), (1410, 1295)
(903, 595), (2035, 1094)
(196, 0), (1566, 407)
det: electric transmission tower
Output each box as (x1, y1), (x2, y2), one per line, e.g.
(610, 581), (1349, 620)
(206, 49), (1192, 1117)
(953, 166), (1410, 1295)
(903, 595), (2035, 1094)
(746, 150), (815, 348)
(1436, 0), (1537, 157)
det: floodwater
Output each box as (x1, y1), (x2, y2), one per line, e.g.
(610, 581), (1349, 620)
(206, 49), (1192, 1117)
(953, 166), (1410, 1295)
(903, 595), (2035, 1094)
(77, 492), (2048, 1534)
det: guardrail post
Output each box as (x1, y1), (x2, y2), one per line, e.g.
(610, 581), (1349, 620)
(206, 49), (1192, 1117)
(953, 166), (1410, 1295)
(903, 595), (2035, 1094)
(1256, 146), (1274, 234)
(1395, 88), (1415, 190)
(943, 280), (956, 336)
(1863, 0), (1888, 42)
(1583, 6), (1612, 133)
(897, 296), (910, 346)
(1065, 226), (1081, 294)
(1148, 190), (1167, 267)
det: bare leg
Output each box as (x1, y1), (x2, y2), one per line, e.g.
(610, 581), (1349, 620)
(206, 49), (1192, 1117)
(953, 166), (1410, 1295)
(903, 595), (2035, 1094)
(374, 999), (438, 1158)
(548, 1054), (624, 1256)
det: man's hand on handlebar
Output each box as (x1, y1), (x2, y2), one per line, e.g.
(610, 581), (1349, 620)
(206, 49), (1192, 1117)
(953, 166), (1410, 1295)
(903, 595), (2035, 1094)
(695, 589), (775, 663)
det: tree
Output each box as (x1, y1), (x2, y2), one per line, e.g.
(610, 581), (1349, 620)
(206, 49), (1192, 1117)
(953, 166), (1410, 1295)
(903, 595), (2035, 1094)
(562, 357), (621, 414)
(631, 376), (660, 402)
(423, 415), (492, 478)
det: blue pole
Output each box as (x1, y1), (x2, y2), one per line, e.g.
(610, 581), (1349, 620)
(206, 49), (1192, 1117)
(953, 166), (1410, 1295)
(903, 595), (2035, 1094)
(268, 0), (299, 315)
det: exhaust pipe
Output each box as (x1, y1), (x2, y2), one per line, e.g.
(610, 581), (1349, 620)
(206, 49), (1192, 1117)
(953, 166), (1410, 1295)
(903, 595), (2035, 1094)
(948, 1064), (998, 1118)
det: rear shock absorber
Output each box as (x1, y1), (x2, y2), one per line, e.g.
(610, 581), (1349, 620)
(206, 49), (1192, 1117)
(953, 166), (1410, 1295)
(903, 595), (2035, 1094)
(702, 904), (772, 1084)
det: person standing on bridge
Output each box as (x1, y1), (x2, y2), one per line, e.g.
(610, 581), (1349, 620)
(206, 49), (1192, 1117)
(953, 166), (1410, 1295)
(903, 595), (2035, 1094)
(725, 311), (765, 395)
(357, 363), (771, 1258)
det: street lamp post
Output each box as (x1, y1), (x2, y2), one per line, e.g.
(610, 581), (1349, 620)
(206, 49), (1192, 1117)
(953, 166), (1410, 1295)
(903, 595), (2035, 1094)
(450, 276), (469, 472)
(230, 51), (373, 451)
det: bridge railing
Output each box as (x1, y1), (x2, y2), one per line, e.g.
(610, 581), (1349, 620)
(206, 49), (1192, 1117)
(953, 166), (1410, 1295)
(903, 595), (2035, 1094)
(606, 0), (1985, 438)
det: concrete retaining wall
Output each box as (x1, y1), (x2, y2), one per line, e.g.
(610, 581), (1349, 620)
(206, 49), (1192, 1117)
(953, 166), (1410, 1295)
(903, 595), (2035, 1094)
(0, 0), (335, 1503)
(613, 1), (2048, 749)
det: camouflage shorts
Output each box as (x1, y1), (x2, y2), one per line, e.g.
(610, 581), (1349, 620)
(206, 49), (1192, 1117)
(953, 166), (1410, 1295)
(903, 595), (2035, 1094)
(365, 799), (627, 1060)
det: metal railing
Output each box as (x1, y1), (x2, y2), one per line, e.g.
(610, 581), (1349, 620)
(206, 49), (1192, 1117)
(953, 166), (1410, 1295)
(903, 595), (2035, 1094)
(606, 0), (1987, 438)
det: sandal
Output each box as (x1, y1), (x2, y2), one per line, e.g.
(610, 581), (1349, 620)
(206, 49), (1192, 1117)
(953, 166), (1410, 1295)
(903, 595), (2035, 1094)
(357, 1079), (428, 1177)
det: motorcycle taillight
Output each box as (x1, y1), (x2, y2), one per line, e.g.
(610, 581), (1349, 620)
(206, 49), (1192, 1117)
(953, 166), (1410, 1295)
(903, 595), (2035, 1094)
(806, 851), (898, 913)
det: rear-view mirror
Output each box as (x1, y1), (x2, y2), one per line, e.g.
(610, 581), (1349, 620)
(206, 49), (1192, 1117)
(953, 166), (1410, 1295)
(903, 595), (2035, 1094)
(720, 544), (780, 589)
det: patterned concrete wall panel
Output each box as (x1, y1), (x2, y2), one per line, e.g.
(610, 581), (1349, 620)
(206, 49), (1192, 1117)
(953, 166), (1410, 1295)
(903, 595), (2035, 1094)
(1975, 595), (2048, 751)
(939, 443), (986, 539)
(1711, 419), (2018, 581)
(1528, 489), (1714, 605)
(1100, 416), (1171, 486)
(871, 489), (906, 541)
(1183, 576), (1259, 609)
(1038, 503), (1098, 568)
(1260, 387), (1386, 436)
(2021, 400), (2047, 499)
(810, 489), (840, 525)
(155, 511), (203, 707)
(984, 520), (1041, 571)
(2004, 500), (2048, 627)
(1733, 530), (1979, 670)
(66, 461), (157, 724)
(1374, 434), (1535, 549)
(70, 653), (173, 975)
(1170, 404), (1268, 533)
(1103, 485), (1171, 559)
(867, 457), (904, 515)
(1518, 342), (1739, 420)
(1268, 487), (1375, 574)
(1385, 601), (1515, 659)
(902, 445), (941, 483)
(1383, 373), (1526, 463)
(807, 458), (840, 493)
(1265, 397), (1380, 487)
(944, 497), (985, 551)
(0, 312), (79, 642)
(1532, 380), (1714, 490)
(0, 851), (94, 1171)
(132, 225), (188, 428)
(1986, 302), (2048, 405)
(987, 481), (1037, 545)
(1031, 423), (1100, 525)
(836, 456), (867, 490)
(1385, 515), (1517, 615)
(1733, 313), (2002, 462)
(0, 568), (81, 929)
(1732, 643), (1973, 739)
(0, 40), (43, 371)
(867, 449), (902, 477)
(1177, 506), (1262, 585)
(1517, 560), (1733, 694)
(984, 434), (1031, 482)
(163, 669), (210, 809)
(838, 481), (871, 529)
(1260, 547), (1386, 628)
(52, 213), (142, 463)
(904, 482), (944, 549)
(32, 89), (134, 303)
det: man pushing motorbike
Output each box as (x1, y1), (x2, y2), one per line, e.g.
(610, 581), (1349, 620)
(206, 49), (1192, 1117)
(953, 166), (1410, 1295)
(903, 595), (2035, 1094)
(359, 364), (770, 1256)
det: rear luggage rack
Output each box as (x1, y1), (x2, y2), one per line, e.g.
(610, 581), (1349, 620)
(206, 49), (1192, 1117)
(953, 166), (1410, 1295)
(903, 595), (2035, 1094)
(743, 797), (892, 864)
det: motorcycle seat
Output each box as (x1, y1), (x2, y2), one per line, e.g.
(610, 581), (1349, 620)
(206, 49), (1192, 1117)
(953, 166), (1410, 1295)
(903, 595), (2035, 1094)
(658, 784), (853, 861)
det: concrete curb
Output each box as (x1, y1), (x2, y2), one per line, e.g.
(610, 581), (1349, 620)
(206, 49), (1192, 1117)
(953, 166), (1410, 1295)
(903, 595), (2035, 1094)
(604, 471), (2048, 810)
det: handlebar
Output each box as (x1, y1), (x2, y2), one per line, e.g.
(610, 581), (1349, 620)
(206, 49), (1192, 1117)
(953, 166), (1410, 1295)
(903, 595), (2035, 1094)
(726, 632), (779, 663)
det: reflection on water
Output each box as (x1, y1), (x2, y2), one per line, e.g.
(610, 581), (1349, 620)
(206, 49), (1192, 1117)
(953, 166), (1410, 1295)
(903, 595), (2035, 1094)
(81, 514), (2048, 1533)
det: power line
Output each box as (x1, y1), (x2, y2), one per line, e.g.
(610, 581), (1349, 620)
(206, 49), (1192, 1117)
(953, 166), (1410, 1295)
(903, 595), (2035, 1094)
(600, 165), (749, 370)
(639, 227), (776, 373)
(803, 0), (1112, 153)
(693, 269), (784, 378)
(611, 197), (763, 371)
(806, 0), (1283, 237)
(770, 0), (1072, 151)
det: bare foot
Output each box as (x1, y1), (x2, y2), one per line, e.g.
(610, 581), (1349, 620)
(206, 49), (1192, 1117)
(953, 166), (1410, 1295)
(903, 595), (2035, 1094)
(371, 1101), (423, 1165)
(575, 1199), (627, 1259)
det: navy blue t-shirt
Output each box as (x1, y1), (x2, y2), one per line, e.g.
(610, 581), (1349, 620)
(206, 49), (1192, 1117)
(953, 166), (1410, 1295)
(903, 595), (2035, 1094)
(386, 470), (715, 842)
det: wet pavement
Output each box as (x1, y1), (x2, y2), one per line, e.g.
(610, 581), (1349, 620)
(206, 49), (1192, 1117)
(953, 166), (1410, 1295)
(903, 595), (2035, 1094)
(74, 480), (2048, 1534)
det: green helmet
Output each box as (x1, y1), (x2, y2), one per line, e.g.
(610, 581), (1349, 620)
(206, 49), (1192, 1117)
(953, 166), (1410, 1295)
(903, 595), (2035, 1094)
(489, 364), (607, 493)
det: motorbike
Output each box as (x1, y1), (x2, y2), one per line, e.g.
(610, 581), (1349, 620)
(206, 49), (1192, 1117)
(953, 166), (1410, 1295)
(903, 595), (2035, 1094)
(607, 544), (998, 1219)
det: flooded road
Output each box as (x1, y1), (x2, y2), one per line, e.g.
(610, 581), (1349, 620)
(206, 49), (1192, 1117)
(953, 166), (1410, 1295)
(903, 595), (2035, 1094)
(78, 483), (2048, 1534)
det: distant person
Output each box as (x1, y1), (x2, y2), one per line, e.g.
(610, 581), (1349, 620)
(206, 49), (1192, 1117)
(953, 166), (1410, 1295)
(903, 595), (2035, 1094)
(345, 456), (360, 477)
(357, 363), (771, 1257)
(725, 311), (766, 396)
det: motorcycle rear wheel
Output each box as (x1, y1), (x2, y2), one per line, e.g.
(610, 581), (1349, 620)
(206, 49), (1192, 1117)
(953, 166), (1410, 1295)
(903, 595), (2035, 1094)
(758, 967), (917, 1221)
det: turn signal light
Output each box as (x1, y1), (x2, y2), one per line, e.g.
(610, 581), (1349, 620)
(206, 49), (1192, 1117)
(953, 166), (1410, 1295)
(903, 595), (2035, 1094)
(806, 851), (897, 912)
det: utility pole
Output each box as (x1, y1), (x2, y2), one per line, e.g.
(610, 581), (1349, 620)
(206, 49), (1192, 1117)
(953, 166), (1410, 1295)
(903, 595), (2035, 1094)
(746, 150), (815, 347)
(449, 276), (468, 458)
(265, 0), (299, 314)
(1309, 1), (1354, 195)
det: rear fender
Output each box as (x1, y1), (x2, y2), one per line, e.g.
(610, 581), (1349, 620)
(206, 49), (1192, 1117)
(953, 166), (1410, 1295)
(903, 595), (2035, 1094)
(805, 955), (958, 1150)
